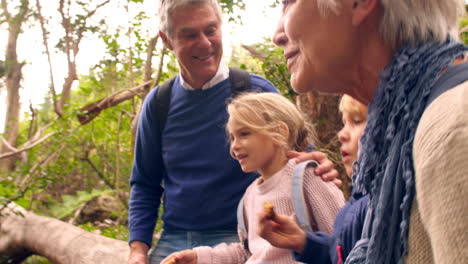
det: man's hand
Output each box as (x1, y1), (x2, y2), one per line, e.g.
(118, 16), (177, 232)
(258, 210), (307, 254)
(129, 241), (149, 264)
(288, 151), (341, 187)
(160, 250), (197, 264)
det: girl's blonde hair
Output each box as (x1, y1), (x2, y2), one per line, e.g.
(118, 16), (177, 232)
(339, 95), (368, 117)
(227, 92), (315, 154)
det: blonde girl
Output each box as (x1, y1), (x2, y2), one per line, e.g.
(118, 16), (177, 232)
(161, 92), (344, 264)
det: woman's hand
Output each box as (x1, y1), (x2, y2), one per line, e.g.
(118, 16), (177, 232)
(288, 151), (342, 187)
(160, 250), (198, 264)
(257, 210), (307, 254)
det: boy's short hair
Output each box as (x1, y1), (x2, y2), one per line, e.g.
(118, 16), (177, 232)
(339, 95), (368, 117)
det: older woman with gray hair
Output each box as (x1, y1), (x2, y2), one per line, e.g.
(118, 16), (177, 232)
(258, 0), (468, 264)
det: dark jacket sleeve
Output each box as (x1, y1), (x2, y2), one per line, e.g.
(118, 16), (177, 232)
(293, 232), (333, 264)
(128, 87), (165, 247)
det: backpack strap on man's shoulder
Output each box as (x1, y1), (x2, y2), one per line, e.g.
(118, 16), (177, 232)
(292, 160), (319, 233)
(229, 67), (252, 97)
(153, 68), (251, 133)
(154, 77), (176, 135)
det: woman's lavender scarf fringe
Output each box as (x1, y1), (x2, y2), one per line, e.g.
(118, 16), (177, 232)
(352, 39), (467, 264)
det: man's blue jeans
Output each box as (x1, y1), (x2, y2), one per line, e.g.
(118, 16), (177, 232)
(149, 230), (239, 263)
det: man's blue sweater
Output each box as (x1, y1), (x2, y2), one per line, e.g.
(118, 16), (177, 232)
(294, 193), (369, 264)
(128, 74), (277, 247)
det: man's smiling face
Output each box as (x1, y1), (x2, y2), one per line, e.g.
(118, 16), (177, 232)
(162, 3), (223, 89)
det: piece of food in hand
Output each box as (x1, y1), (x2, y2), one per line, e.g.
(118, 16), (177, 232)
(167, 257), (177, 264)
(264, 201), (275, 219)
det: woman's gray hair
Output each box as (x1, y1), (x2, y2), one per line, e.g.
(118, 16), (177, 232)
(379, 0), (465, 47)
(159, 0), (222, 36)
(319, 0), (465, 47)
(317, 0), (341, 16)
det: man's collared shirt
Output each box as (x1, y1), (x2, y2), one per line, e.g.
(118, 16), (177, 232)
(179, 62), (229, 90)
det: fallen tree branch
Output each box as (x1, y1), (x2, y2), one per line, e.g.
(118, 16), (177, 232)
(77, 39), (168, 127)
(76, 80), (153, 125)
(0, 202), (130, 263)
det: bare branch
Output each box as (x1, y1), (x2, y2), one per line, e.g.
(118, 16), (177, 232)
(36, 0), (60, 117)
(27, 101), (37, 139)
(143, 35), (159, 89)
(28, 122), (53, 143)
(0, 136), (16, 152)
(83, 0), (111, 21)
(16, 0), (29, 23)
(241, 44), (266, 60)
(154, 46), (168, 87)
(115, 111), (124, 190)
(58, 0), (111, 115)
(58, 0), (77, 110)
(0, 132), (57, 160)
(75, 0), (111, 48)
(0, 0), (11, 21)
(19, 143), (66, 187)
(81, 156), (114, 189)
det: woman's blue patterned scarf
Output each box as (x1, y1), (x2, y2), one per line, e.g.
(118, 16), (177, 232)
(352, 38), (467, 264)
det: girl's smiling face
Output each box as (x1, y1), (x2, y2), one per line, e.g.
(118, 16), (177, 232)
(228, 118), (287, 180)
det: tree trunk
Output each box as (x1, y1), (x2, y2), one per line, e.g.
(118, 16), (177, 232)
(0, 203), (130, 264)
(297, 92), (342, 147)
(57, 0), (111, 116)
(0, 0), (28, 172)
(297, 92), (352, 197)
(0, 60), (22, 171)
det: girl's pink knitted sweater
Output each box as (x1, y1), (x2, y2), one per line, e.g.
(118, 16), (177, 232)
(195, 159), (345, 263)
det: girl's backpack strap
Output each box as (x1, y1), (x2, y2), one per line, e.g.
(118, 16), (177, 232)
(292, 160), (319, 233)
(236, 195), (249, 251)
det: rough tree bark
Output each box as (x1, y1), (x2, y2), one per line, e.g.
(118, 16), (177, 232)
(0, 203), (130, 263)
(297, 92), (351, 197)
(0, 0), (29, 172)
